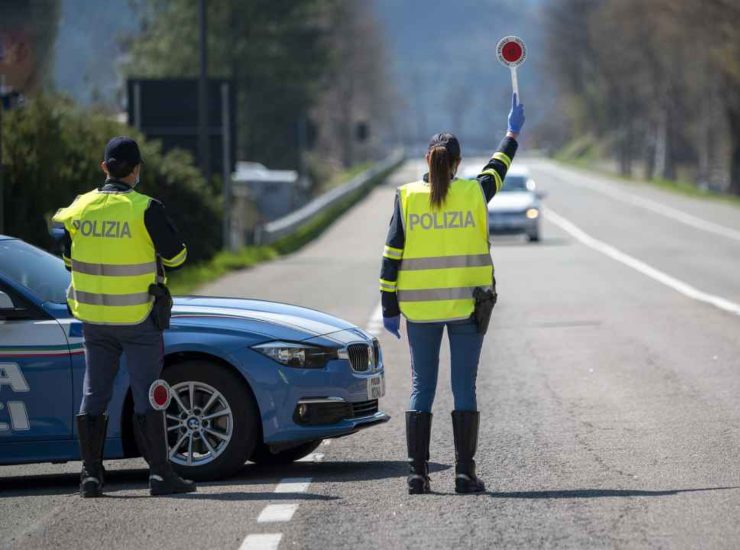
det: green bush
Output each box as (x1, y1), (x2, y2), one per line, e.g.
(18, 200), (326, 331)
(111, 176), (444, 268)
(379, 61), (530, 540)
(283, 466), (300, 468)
(1, 95), (221, 262)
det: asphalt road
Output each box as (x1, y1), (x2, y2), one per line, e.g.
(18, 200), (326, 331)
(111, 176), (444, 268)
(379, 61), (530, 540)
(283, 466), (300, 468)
(3, 157), (740, 549)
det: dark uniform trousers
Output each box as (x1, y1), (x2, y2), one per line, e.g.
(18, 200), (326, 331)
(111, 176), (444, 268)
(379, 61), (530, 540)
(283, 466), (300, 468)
(80, 315), (164, 416)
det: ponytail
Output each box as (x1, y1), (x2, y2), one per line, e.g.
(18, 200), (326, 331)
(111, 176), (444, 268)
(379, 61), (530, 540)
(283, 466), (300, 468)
(429, 146), (451, 208)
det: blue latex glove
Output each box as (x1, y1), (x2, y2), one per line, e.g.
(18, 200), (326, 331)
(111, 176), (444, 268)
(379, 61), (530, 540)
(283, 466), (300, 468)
(383, 315), (401, 339)
(507, 93), (525, 134)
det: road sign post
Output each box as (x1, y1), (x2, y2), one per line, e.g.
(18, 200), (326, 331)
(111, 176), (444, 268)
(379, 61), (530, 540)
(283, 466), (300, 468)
(496, 36), (527, 102)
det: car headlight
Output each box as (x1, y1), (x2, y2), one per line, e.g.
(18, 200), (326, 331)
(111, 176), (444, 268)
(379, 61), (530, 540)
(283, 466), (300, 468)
(253, 341), (338, 369)
(526, 208), (540, 219)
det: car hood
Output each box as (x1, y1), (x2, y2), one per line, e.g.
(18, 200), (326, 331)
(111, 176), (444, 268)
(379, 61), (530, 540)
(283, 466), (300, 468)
(171, 296), (362, 343)
(489, 192), (537, 212)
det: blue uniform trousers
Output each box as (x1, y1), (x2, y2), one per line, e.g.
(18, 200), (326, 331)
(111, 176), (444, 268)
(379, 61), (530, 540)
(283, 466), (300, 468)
(80, 315), (164, 415)
(407, 318), (484, 413)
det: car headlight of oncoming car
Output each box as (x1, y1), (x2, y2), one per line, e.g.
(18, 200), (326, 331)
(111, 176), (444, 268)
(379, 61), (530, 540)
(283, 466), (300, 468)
(526, 208), (540, 219)
(253, 341), (338, 369)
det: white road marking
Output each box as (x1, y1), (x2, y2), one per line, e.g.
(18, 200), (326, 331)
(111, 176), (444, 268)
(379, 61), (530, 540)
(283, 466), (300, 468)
(545, 208), (740, 317)
(257, 504), (299, 523)
(239, 533), (283, 550)
(547, 164), (740, 242)
(296, 452), (324, 463)
(366, 301), (384, 336)
(274, 477), (312, 493)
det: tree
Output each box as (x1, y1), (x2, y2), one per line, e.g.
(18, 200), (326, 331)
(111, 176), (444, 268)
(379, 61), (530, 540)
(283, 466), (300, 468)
(125, 0), (339, 170)
(544, 0), (740, 194)
(2, 95), (221, 260)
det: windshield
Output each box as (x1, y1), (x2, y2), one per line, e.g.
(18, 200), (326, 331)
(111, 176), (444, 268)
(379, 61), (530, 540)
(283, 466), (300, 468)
(0, 240), (70, 304)
(501, 175), (530, 193)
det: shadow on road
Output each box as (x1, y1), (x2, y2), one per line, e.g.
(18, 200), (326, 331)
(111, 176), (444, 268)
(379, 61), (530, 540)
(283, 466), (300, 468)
(488, 487), (740, 499)
(0, 460), (449, 497)
(224, 459), (450, 486)
(103, 490), (339, 502)
(0, 469), (149, 497)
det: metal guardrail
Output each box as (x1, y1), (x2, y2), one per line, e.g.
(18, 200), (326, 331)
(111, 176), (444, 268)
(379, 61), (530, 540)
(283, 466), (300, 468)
(254, 150), (405, 245)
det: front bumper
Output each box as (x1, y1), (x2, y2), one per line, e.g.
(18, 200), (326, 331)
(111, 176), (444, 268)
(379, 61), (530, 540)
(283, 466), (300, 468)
(230, 331), (389, 445)
(489, 212), (538, 234)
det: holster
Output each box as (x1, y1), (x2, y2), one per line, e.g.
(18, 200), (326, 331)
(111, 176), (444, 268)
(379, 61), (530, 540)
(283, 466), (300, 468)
(472, 275), (497, 335)
(148, 282), (173, 331)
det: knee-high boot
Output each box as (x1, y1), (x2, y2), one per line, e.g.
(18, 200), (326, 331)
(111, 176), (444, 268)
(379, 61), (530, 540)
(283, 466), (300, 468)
(452, 410), (485, 493)
(134, 410), (197, 496)
(406, 411), (432, 494)
(76, 414), (108, 498)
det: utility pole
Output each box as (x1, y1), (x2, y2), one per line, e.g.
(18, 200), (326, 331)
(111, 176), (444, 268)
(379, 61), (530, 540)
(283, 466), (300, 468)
(198, 0), (211, 183)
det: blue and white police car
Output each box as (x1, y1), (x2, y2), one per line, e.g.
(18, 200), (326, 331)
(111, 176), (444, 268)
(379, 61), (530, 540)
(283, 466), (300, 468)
(0, 236), (388, 480)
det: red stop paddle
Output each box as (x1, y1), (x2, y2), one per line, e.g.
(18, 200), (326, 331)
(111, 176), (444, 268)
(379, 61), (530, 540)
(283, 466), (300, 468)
(496, 36), (527, 103)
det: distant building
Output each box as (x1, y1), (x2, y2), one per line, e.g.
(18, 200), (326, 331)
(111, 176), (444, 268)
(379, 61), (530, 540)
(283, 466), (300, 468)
(232, 162), (302, 222)
(230, 162), (307, 247)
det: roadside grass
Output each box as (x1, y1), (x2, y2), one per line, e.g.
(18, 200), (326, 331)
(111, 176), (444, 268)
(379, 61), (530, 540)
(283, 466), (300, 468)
(167, 164), (390, 295)
(554, 154), (740, 209)
(320, 162), (372, 193)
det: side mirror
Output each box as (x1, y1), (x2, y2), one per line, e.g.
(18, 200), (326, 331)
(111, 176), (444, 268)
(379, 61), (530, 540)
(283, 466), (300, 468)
(0, 290), (31, 321)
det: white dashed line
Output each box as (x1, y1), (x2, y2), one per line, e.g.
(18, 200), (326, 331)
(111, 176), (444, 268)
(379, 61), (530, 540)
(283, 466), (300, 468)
(545, 208), (740, 317)
(365, 301), (384, 336)
(239, 533), (283, 550)
(257, 504), (299, 523)
(296, 452), (324, 463)
(274, 477), (312, 493)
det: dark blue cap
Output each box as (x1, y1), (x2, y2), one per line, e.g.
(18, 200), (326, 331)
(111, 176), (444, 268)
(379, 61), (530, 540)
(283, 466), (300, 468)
(104, 136), (142, 166)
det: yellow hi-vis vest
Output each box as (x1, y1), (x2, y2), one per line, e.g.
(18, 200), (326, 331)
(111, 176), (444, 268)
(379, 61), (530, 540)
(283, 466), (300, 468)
(52, 188), (158, 325)
(396, 179), (493, 323)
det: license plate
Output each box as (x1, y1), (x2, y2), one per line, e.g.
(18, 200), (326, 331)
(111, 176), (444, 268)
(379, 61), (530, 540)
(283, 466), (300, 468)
(367, 373), (385, 400)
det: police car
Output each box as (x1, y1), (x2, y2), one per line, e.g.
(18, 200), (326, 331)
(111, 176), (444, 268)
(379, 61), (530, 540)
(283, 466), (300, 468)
(0, 236), (388, 480)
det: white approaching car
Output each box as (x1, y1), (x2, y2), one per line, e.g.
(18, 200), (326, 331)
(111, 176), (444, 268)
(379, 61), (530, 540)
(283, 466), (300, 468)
(488, 166), (543, 242)
(462, 165), (544, 242)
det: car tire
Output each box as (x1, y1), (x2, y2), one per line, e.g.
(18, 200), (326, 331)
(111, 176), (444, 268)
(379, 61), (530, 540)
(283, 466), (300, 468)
(250, 439), (323, 466)
(527, 230), (540, 242)
(162, 360), (259, 481)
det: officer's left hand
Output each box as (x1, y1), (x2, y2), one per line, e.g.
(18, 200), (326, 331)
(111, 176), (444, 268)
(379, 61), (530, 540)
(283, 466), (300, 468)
(508, 93), (525, 134)
(383, 315), (401, 339)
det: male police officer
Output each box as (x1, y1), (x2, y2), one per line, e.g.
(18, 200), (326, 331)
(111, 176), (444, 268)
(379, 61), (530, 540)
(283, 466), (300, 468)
(53, 137), (196, 497)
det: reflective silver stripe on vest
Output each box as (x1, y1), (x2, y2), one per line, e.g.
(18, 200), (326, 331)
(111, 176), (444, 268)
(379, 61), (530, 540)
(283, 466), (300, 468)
(71, 260), (157, 277)
(397, 286), (491, 302)
(69, 288), (152, 306)
(399, 254), (492, 272)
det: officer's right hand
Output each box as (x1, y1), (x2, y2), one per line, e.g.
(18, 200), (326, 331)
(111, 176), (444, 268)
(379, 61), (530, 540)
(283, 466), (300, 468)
(383, 315), (401, 339)
(508, 93), (525, 135)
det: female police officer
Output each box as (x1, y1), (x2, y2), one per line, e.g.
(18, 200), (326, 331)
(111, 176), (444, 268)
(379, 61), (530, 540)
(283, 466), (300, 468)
(379, 94), (524, 494)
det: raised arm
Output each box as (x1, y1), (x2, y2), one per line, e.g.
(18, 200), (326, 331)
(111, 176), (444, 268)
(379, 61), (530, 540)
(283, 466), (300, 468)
(477, 94), (525, 202)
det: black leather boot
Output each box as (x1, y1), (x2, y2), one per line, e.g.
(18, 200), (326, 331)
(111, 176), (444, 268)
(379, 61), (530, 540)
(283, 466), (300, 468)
(406, 411), (432, 494)
(76, 414), (108, 498)
(452, 410), (485, 493)
(134, 410), (197, 496)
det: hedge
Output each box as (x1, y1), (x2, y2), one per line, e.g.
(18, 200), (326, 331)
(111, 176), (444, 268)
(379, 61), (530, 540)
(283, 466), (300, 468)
(1, 95), (222, 262)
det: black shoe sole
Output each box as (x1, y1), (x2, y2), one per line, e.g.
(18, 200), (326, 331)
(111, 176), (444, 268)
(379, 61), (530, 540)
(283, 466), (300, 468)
(455, 481), (486, 494)
(80, 482), (103, 498)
